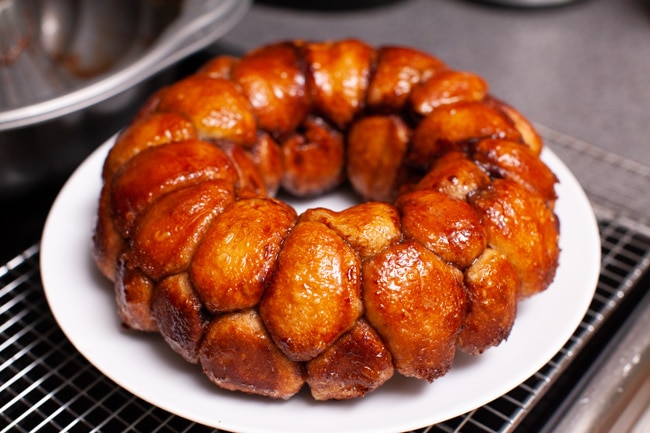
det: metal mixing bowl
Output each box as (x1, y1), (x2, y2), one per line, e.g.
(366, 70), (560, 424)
(0, 0), (250, 197)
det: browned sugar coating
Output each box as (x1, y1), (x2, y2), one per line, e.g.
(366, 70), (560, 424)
(458, 248), (518, 355)
(92, 39), (560, 401)
(190, 198), (297, 313)
(306, 319), (394, 400)
(363, 240), (467, 381)
(259, 220), (363, 362)
(199, 309), (305, 399)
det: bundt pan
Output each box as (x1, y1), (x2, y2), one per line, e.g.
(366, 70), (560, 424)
(0, 0), (250, 198)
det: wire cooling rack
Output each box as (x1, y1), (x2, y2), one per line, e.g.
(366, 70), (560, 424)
(2, 126), (650, 433)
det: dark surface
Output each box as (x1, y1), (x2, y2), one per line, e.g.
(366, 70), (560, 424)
(0, 179), (64, 264)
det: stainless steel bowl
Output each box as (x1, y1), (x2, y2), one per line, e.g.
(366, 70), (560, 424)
(0, 0), (250, 197)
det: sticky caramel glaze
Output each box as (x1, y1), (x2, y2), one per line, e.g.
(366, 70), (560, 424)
(130, 180), (235, 281)
(306, 319), (394, 400)
(152, 273), (210, 364)
(93, 39), (561, 400)
(346, 115), (410, 202)
(199, 309), (305, 399)
(279, 115), (346, 196)
(114, 253), (157, 332)
(102, 112), (197, 182)
(363, 240), (466, 381)
(190, 198), (297, 313)
(396, 190), (486, 269)
(259, 220), (363, 362)
(469, 179), (560, 299)
(458, 248), (518, 355)
(303, 39), (374, 128)
(366, 45), (446, 111)
(110, 139), (238, 238)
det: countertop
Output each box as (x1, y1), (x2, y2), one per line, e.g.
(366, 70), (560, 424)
(219, 0), (650, 167)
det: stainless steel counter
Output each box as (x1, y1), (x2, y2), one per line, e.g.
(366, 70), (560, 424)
(219, 0), (650, 166)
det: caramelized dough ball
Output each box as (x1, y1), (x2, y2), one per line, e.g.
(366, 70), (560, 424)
(488, 98), (543, 156)
(132, 86), (168, 121)
(151, 273), (209, 363)
(114, 253), (157, 332)
(300, 202), (402, 260)
(415, 151), (491, 200)
(190, 198), (297, 313)
(410, 70), (488, 115)
(260, 221), (363, 362)
(346, 115), (411, 202)
(249, 133), (283, 197)
(218, 141), (267, 197)
(130, 181), (235, 281)
(469, 179), (560, 298)
(303, 39), (374, 128)
(199, 309), (305, 399)
(157, 75), (257, 147)
(103, 112), (196, 181)
(458, 248), (518, 355)
(110, 140), (238, 237)
(280, 116), (345, 196)
(197, 55), (237, 79)
(232, 41), (310, 135)
(409, 100), (522, 169)
(93, 184), (125, 281)
(396, 190), (486, 269)
(367, 45), (446, 111)
(306, 319), (394, 400)
(472, 138), (558, 203)
(363, 240), (466, 381)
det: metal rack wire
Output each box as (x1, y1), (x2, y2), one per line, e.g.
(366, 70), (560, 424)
(2, 127), (650, 433)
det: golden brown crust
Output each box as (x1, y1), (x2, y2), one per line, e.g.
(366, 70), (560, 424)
(367, 45), (446, 111)
(300, 202), (402, 260)
(199, 309), (305, 399)
(110, 139), (238, 237)
(197, 55), (237, 80)
(157, 75), (257, 147)
(151, 273), (209, 363)
(363, 240), (467, 381)
(190, 198), (297, 313)
(472, 138), (558, 204)
(487, 97), (543, 156)
(248, 133), (283, 197)
(217, 141), (268, 198)
(260, 221), (363, 362)
(303, 39), (374, 128)
(114, 252), (157, 332)
(458, 248), (518, 355)
(92, 183), (124, 281)
(410, 70), (488, 116)
(231, 41), (310, 136)
(130, 180), (235, 281)
(415, 151), (491, 200)
(409, 100), (522, 169)
(469, 179), (560, 298)
(346, 115), (410, 202)
(280, 116), (345, 196)
(103, 112), (197, 182)
(396, 190), (486, 269)
(306, 319), (394, 400)
(93, 39), (560, 400)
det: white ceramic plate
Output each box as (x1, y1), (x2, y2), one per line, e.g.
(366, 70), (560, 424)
(41, 137), (600, 433)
